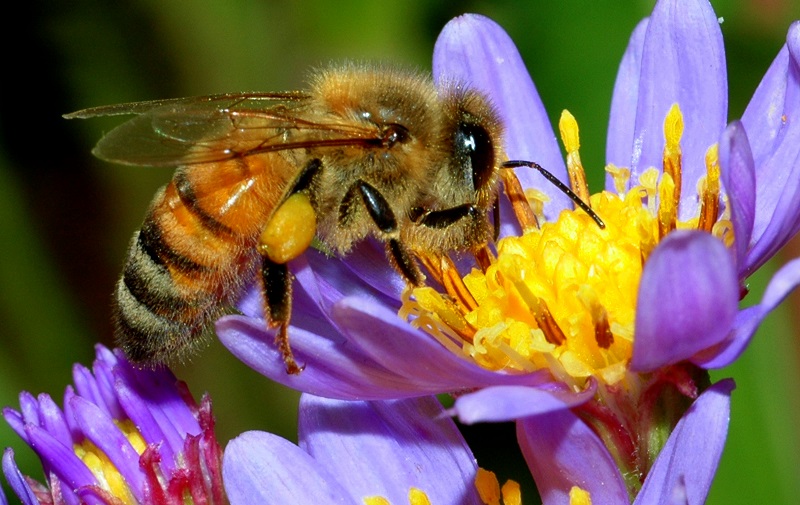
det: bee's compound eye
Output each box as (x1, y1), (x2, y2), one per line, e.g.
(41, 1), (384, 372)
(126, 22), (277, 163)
(456, 123), (495, 191)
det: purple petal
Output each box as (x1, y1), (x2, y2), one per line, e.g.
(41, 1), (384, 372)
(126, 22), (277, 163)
(18, 392), (40, 427)
(718, 121), (756, 274)
(635, 379), (734, 504)
(24, 424), (97, 497)
(741, 22), (800, 275)
(216, 314), (433, 400)
(223, 430), (355, 504)
(433, 13), (572, 226)
(632, 231), (738, 372)
(113, 355), (200, 444)
(517, 408), (628, 504)
(298, 395), (481, 505)
(37, 394), (74, 447)
(451, 382), (597, 424)
(695, 257), (800, 368)
(332, 296), (555, 391)
(113, 377), (180, 470)
(3, 449), (38, 505)
(629, 0), (727, 220)
(72, 364), (104, 412)
(607, 17), (649, 190)
(69, 396), (145, 500)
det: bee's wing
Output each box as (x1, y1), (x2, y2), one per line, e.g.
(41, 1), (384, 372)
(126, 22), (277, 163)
(65, 92), (382, 167)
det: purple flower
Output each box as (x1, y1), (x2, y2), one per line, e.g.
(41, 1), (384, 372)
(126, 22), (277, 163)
(223, 394), (507, 505)
(217, 0), (800, 502)
(2, 345), (226, 505)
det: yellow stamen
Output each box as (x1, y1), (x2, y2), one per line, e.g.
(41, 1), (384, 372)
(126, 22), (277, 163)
(501, 168), (540, 231)
(657, 172), (677, 239)
(475, 468), (501, 505)
(559, 110), (591, 204)
(606, 164), (630, 196)
(408, 488), (432, 505)
(364, 497), (391, 505)
(698, 144), (721, 233)
(663, 104), (684, 211)
(401, 105), (733, 387)
(569, 486), (593, 505)
(73, 420), (145, 503)
(501, 480), (522, 505)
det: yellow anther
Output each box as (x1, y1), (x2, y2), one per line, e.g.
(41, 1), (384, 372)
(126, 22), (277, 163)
(663, 104), (684, 209)
(364, 497), (391, 505)
(408, 488), (432, 505)
(559, 110), (590, 203)
(259, 192), (317, 264)
(664, 103), (684, 151)
(657, 172), (677, 239)
(560, 110), (581, 153)
(698, 144), (721, 233)
(475, 468), (502, 505)
(501, 480), (522, 505)
(569, 486), (593, 505)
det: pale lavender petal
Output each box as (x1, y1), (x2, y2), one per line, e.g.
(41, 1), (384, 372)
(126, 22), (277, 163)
(631, 0), (727, 220)
(741, 22), (800, 275)
(718, 121), (756, 273)
(451, 382), (596, 424)
(71, 364), (104, 411)
(299, 395), (481, 505)
(3, 449), (39, 505)
(3, 408), (27, 443)
(695, 257), (800, 368)
(223, 430), (355, 505)
(433, 13), (572, 227)
(635, 379), (734, 505)
(332, 296), (554, 391)
(517, 408), (628, 505)
(632, 231), (738, 372)
(216, 315), (435, 400)
(606, 18), (649, 190)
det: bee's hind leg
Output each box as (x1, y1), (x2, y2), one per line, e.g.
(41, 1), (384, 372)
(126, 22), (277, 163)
(258, 189), (318, 375)
(259, 256), (302, 375)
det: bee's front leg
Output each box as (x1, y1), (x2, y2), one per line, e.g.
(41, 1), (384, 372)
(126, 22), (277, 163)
(340, 179), (423, 286)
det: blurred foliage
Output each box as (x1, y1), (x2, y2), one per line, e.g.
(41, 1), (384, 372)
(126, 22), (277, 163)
(0, 0), (798, 503)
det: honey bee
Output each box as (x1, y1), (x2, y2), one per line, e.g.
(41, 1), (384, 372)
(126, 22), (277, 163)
(69, 64), (604, 374)
(66, 65), (509, 374)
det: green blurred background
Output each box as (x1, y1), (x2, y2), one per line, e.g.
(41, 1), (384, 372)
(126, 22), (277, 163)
(0, 0), (798, 502)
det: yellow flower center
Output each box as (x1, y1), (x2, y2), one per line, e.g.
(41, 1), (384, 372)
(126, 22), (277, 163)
(401, 105), (732, 387)
(73, 419), (147, 503)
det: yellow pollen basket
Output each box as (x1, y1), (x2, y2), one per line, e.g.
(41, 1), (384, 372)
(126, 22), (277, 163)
(400, 104), (732, 387)
(73, 419), (147, 503)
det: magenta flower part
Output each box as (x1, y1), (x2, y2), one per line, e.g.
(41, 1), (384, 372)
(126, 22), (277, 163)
(2, 345), (226, 505)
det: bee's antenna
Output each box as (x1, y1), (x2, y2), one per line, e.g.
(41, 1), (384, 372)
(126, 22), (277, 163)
(502, 160), (605, 229)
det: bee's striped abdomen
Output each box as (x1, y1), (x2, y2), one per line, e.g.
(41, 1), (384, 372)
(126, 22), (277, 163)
(113, 160), (274, 364)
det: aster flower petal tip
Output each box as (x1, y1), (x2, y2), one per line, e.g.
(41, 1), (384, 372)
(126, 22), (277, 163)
(2, 345), (226, 505)
(632, 230), (738, 372)
(433, 12), (572, 224)
(224, 394), (486, 505)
